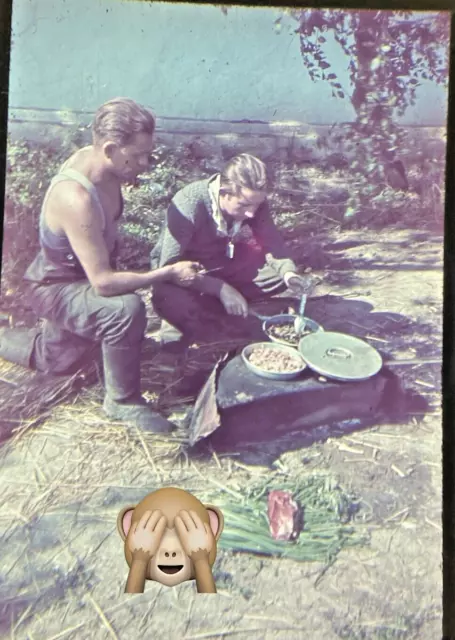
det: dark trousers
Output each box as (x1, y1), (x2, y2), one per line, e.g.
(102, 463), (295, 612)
(26, 281), (147, 375)
(152, 263), (287, 348)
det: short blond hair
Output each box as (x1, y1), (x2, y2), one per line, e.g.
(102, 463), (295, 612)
(92, 97), (156, 146)
(220, 154), (267, 195)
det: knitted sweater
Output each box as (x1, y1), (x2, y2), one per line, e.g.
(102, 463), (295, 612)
(150, 177), (296, 279)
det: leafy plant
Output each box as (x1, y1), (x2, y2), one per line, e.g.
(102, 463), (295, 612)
(278, 10), (450, 219)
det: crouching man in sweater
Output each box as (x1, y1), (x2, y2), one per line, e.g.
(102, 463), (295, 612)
(150, 153), (316, 352)
(0, 98), (200, 433)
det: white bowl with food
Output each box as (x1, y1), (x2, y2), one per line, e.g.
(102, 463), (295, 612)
(241, 342), (307, 381)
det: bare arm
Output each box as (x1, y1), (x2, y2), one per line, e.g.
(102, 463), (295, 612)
(192, 550), (217, 594)
(189, 275), (247, 316)
(125, 550), (149, 594)
(51, 184), (187, 297)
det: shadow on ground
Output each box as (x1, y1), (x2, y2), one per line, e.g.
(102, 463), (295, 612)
(286, 230), (443, 278)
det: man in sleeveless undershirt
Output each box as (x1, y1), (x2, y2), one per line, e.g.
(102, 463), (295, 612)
(0, 98), (200, 433)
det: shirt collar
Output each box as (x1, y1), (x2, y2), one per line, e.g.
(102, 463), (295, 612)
(208, 174), (242, 238)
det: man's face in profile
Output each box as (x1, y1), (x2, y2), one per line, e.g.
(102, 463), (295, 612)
(108, 132), (155, 182)
(219, 186), (266, 222)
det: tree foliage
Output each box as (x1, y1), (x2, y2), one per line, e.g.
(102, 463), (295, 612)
(283, 9), (449, 216)
(289, 10), (449, 117)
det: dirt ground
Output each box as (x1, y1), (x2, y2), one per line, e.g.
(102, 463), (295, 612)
(0, 227), (442, 639)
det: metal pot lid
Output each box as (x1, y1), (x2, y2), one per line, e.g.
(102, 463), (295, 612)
(298, 331), (383, 381)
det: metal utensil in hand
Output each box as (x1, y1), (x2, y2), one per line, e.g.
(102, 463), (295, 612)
(197, 266), (224, 276)
(294, 293), (308, 334)
(248, 309), (274, 322)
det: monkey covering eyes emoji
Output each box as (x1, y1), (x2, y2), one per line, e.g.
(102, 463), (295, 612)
(117, 487), (224, 594)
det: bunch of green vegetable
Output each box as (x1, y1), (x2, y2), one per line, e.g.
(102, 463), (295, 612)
(201, 473), (369, 563)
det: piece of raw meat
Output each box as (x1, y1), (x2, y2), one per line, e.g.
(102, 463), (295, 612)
(267, 490), (302, 541)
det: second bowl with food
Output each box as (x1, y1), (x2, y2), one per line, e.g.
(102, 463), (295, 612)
(263, 314), (324, 347)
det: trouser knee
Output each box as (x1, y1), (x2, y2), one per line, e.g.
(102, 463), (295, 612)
(152, 284), (197, 326)
(102, 294), (147, 346)
(152, 283), (224, 338)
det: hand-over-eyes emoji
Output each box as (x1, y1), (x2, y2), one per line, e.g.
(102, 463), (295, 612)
(118, 487), (224, 593)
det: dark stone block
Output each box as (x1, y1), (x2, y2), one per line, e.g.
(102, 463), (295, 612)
(187, 350), (409, 466)
(211, 355), (389, 449)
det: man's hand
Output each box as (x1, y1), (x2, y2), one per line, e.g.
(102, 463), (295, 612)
(284, 272), (321, 297)
(174, 510), (214, 559)
(127, 510), (167, 559)
(219, 283), (249, 317)
(169, 261), (202, 287)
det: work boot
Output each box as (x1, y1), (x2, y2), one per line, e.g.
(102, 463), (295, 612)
(101, 342), (175, 434)
(0, 327), (38, 368)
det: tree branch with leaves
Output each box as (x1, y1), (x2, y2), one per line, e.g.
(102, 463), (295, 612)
(280, 9), (450, 219)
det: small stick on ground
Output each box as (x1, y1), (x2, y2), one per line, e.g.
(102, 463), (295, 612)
(87, 594), (119, 640)
(192, 463), (242, 499)
(391, 464), (407, 478)
(415, 379), (435, 389)
(344, 436), (382, 450)
(210, 447), (222, 470)
(183, 627), (301, 640)
(337, 443), (364, 455)
(384, 507), (410, 523)
(10, 604), (33, 636)
(425, 516), (442, 532)
(0, 376), (19, 386)
(135, 430), (163, 485)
